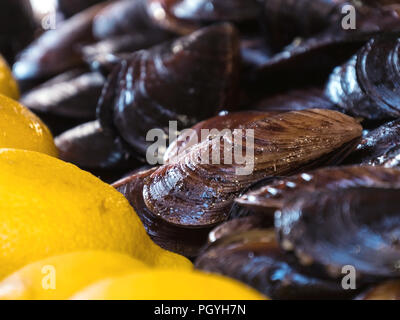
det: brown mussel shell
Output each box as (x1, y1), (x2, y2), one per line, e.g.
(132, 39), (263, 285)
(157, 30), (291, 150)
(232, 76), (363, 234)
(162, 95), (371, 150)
(147, 0), (263, 34)
(113, 168), (212, 257)
(13, 2), (108, 88)
(276, 187), (400, 279)
(0, 0), (36, 64)
(356, 280), (400, 300)
(98, 23), (241, 155)
(346, 119), (400, 167)
(21, 69), (105, 119)
(325, 35), (400, 121)
(237, 166), (400, 212)
(143, 109), (361, 228)
(163, 111), (276, 164)
(195, 228), (358, 300)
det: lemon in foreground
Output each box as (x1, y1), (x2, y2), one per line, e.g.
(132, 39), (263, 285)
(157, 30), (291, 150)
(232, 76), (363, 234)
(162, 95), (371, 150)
(0, 251), (149, 300)
(0, 149), (191, 279)
(0, 55), (19, 100)
(0, 94), (57, 156)
(70, 270), (266, 300)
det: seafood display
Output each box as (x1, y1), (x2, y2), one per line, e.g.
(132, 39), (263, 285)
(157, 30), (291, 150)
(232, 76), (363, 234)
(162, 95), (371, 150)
(4, 0), (400, 300)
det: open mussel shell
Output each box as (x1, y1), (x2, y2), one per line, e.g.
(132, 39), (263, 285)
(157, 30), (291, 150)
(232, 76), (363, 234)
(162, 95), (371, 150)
(147, 0), (263, 35)
(113, 168), (212, 257)
(13, 2), (108, 89)
(237, 166), (400, 212)
(356, 280), (400, 300)
(325, 35), (400, 121)
(93, 0), (171, 40)
(195, 229), (359, 300)
(57, 0), (108, 18)
(0, 0), (36, 64)
(98, 23), (241, 155)
(21, 69), (105, 120)
(276, 187), (400, 279)
(346, 119), (400, 167)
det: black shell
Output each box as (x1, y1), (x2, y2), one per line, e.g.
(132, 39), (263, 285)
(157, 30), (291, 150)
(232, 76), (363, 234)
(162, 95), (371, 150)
(98, 23), (241, 155)
(325, 36), (400, 120)
(346, 119), (400, 167)
(195, 228), (359, 300)
(21, 69), (105, 119)
(276, 187), (400, 279)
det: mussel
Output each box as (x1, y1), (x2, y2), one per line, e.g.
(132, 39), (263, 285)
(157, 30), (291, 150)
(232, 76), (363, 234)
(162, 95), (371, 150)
(56, 120), (140, 182)
(98, 23), (241, 156)
(237, 166), (400, 212)
(13, 2), (108, 89)
(21, 69), (106, 120)
(0, 0), (36, 64)
(93, 0), (171, 40)
(195, 228), (359, 300)
(346, 119), (400, 167)
(276, 187), (400, 279)
(58, 0), (108, 18)
(147, 0), (263, 34)
(116, 109), (361, 256)
(325, 35), (400, 121)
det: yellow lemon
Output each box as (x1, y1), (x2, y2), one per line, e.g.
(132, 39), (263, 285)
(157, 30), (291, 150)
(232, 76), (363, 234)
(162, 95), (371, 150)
(0, 149), (191, 279)
(0, 56), (19, 100)
(0, 94), (57, 157)
(0, 251), (149, 300)
(70, 270), (266, 300)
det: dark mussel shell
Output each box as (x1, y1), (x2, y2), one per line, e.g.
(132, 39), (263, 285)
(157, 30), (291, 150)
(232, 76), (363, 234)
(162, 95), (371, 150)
(13, 2), (108, 89)
(195, 228), (358, 300)
(237, 166), (400, 212)
(261, 0), (343, 50)
(276, 187), (400, 279)
(117, 109), (361, 256)
(147, 0), (263, 34)
(251, 4), (400, 96)
(55, 120), (141, 183)
(21, 69), (105, 120)
(93, 0), (171, 40)
(0, 0), (36, 64)
(82, 33), (171, 74)
(325, 36), (400, 121)
(254, 88), (336, 113)
(346, 119), (400, 167)
(98, 23), (241, 155)
(356, 280), (400, 300)
(58, 0), (108, 18)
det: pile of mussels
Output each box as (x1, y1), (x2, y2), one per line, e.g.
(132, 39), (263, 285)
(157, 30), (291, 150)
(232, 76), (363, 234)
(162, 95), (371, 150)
(9, 0), (400, 299)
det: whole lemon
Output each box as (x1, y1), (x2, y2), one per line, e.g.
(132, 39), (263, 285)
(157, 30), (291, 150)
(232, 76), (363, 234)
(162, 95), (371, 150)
(70, 270), (266, 300)
(0, 94), (57, 157)
(0, 149), (191, 279)
(0, 55), (19, 100)
(0, 251), (149, 300)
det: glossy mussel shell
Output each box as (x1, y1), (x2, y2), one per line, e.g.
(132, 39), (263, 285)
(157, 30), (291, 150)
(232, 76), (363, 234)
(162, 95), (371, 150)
(98, 23), (241, 155)
(276, 187), (400, 279)
(237, 166), (400, 212)
(195, 228), (358, 300)
(326, 36), (400, 120)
